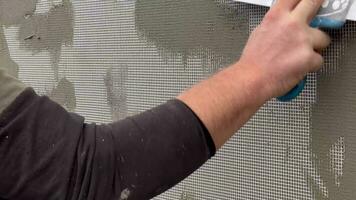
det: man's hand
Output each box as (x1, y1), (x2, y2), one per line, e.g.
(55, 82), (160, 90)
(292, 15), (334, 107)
(239, 0), (331, 98)
(178, 0), (331, 149)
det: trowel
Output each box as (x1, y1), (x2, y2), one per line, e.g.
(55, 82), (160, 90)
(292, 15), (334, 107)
(233, 0), (355, 101)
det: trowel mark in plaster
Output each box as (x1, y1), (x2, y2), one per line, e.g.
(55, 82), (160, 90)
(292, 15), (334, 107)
(119, 188), (131, 200)
(0, 0), (38, 78)
(329, 137), (345, 187)
(18, 0), (74, 81)
(180, 190), (195, 200)
(135, 0), (249, 74)
(0, 0), (38, 26)
(47, 77), (76, 112)
(308, 31), (356, 200)
(104, 66), (128, 121)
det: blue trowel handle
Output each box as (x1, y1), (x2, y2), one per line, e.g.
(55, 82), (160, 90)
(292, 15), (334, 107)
(310, 16), (347, 29)
(277, 17), (346, 102)
(277, 78), (307, 102)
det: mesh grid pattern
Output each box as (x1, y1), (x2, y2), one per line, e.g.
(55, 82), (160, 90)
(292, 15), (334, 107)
(2, 0), (356, 199)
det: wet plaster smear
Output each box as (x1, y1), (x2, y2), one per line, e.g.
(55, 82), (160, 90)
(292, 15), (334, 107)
(104, 66), (128, 121)
(135, 0), (250, 73)
(0, 0), (38, 26)
(309, 23), (356, 200)
(18, 0), (74, 82)
(1, 0), (356, 199)
(0, 0), (38, 79)
(135, 2), (356, 200)
(0, 0), (38, 78)
(0, 0), (76, 111)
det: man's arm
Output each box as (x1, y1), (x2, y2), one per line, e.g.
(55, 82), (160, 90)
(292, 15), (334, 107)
(0, 0), (331, 199)
(178, 0), (331, 149)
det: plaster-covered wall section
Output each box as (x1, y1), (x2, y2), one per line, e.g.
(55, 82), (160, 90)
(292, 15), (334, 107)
(1, 1), (356, 200)
(104, 66), (128, 121)
(1, 0), (76, 111)
(18, 0), (74, 81)
(0, 0), (38, 26)
(135, 0), (249, 72)
(309, 24), (356, 200)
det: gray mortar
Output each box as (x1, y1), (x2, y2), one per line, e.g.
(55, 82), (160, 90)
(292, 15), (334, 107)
(18, 0), (74, 81)
(135, 0), (250, 73)
(48, 77), (76, 112)
(310, 22), (356, 200)
(0, 0), (38, 26)
(104, 66), (128, 121)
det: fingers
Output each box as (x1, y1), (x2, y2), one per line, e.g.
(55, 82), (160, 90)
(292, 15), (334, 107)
(274, 0), (301, 10)
(310, 52), (324, 72)
(309, 28), (329, 72)
(293, 0), (324, 22)
(309, 28), (331, 51)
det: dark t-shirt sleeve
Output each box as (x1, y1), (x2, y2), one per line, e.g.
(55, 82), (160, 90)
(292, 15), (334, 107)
(104, 98), (215, 199)
(0, 88), (215, 200)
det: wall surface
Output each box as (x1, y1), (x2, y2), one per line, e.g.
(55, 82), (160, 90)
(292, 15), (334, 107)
(1, 0), (356, 199)
(232, 0), (356, 21)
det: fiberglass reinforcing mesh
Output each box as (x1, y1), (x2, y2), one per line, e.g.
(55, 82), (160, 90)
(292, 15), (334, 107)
(1, 0), (356, 199)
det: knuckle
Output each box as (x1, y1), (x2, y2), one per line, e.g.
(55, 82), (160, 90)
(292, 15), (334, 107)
(263, 8), (284, 25)
(306, 0), (317, 7)
(308, 51), (317, 60)
(296, 32), (311, 48)
(302, 49), (315, 61)
(301, 33), (311, 44)
(263, 11), (279, 24)
(285, 18), (304, 35)
(305, 0), (322, 9)
(323, 32), (332, 44)
(313, 55), (324, 69)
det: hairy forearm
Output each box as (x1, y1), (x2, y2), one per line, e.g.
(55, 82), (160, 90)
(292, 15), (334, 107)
(178, 62), (272, 149)
(178, 0), (331, 150)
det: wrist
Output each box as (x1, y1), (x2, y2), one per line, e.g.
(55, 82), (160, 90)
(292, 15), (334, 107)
(232, 61), (274, 103)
